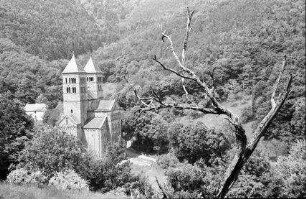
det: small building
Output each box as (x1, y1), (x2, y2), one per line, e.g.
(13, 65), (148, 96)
(24, 103), (47, 122)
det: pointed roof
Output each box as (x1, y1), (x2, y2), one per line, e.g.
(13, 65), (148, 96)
(62, 54), (85, 74)
(84, 57), (102, 73)
(57, 114), (79, 126)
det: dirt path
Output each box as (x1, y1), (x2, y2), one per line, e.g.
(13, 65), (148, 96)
(125, 149), (167, 197)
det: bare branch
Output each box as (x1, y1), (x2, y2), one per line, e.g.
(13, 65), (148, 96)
(182, 78), (189, 96)
(271, 56), (287, 108)
(155, 177), (168, 199)
(153, 56), (194, 80)
(134, 89), (153, 107)
(181, 7), (195, 65)
(161, 33), (183, 66)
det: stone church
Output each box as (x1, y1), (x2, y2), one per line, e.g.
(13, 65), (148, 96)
(57, 55), (121, 158)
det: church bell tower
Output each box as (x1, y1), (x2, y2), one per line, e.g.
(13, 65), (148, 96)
(62, 54), (88, 125)
(84, 57), (104, 99)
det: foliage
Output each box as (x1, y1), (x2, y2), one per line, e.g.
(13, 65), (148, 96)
(49, 169), (89, 191)
(240, 106), (255, 124)
(0, 93), (33, 179)
(227, 141), (306, 198)
(227, 174), (265, 198)
(17, 126), (145, 194)
(18, 126), (88, 178)
(83, 154), (137, 193)
(43, 102), (63, 126)
(157, 153), (180, 170)
(165, 161), (224, 198)
(0, 0), (105, 60)
(168, 121), (231, 164)
(268, 140), (306, 198)
(0, 42), (62, 107)
(0, 182), (121, 199)
(7, 168), (47, 185)
(227, 150), (271, 198)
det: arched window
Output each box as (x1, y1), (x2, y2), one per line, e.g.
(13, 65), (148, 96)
(71, 109), (73, 113)
(72, 87), (76, 93)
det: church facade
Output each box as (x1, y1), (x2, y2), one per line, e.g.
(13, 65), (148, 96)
(57, 55), (121, 158)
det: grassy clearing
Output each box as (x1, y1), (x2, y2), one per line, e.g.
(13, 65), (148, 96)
(0, 183), (127, 199)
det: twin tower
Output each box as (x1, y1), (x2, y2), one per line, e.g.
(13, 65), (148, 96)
(60, 55), (121, 157)
(62, 54), (103, 125)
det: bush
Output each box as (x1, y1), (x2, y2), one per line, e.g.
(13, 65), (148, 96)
(228, 141), (306, 198)
(268, 140), (306, 198)
(240, 106), (254, 124)
(168, 121), (231, 164)
(7, 168), (47, 185)
(17, 125), (141, 193)
(157, 153), (180, 170)
(227, 150), (271, 198)
(165, 162), (222, 198)
(49, 169), (89, 191)
(18, 125), (89, 178)
(227, 174), (265, 198)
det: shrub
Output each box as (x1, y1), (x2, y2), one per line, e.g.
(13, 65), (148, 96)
(227, 150), (271, 198)
(227, 174), (265, 198)
(18, 125), (89, 178)
(240, 106), (254, 124)
(165, 162), (222, 198)
(157, 153), (180, 170)
(268, 140), (306, 198)
(49, 169), (89, 191)
(17, 126), (140, 193)
(124, 175), (155, 198)
(168, 121), (231, 164)
(7, 168), (47, 185)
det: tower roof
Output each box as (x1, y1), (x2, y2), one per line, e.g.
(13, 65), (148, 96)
(62, 54), (85, 74)
(84, 57), (102, 73)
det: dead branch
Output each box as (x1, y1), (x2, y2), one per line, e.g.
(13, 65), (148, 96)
(217, 59), (292, 198)
(181, 7), (195, 65)
(135, 7), (293, 199)
(271, 56), (286, 108)
(134, 88), (219, 114)
(181, 78), (189, 96)
(155, 177), (169, 199)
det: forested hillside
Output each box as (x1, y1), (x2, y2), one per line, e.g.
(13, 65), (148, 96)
(0, 0), (305, 198)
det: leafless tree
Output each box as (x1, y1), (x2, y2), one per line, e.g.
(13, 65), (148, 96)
(134, 7), (293, 198)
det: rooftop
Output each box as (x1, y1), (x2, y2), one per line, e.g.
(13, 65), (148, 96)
(24, 103), (47, 112)
(83, 116), (107, 129)
(84, 57), (102, 73)
(96, 100), (115, 111)
(62, 54), (85, 74)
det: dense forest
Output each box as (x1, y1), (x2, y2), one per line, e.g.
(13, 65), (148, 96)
(0, 0), (305, 198)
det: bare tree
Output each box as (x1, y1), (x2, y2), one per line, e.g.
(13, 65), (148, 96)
(134, 7), (293, 198)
